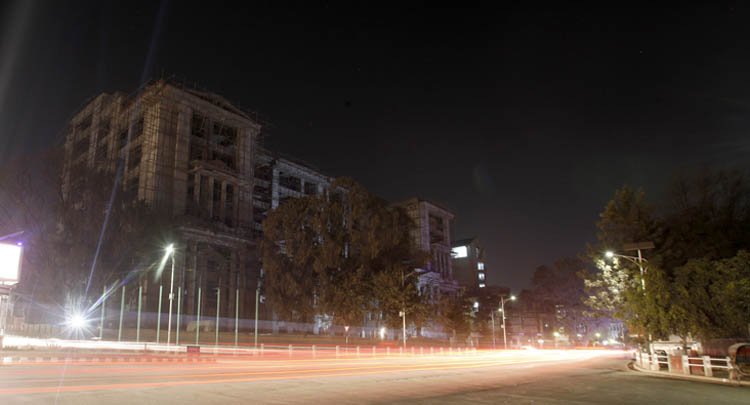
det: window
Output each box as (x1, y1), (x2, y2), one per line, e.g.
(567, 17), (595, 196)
(72, 137), (89, 157)
(189, 141), (206, 161)
(478, 262), (484, 270)
(451, 246), (467, 258)
(97, 118), (111, 141)
(95, 142), (108, 163)
(191, 113), (207, 138)
(131, 116), (144, 140)
(304, 182), (317, 195)
(212, 123), (237, 148)
(128, 145), (142, 172)
(118, 128), (128, 150)
(76, 114), (92, 132)
(478, 272), (485, 281)
(479, 283), (486, 288)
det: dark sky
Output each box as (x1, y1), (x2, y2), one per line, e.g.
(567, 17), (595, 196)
(1, 1), (749, 290)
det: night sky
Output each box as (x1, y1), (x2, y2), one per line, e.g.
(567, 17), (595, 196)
(1, 1), (749, 290)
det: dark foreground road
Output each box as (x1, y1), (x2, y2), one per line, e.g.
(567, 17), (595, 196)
(1, 349), (746, 404)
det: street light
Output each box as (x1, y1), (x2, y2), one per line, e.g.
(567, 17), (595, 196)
(166, 244), (176, 346)
(400, 269), (421, 349)
(605, 241), (654, 353)
(605, 241), (653, 292)
(499, 294), (516, 350)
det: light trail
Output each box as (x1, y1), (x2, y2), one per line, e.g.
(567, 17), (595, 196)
(0, 348), (626, 395)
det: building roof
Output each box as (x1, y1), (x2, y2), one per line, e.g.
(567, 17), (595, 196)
(452, 237), (478, 248)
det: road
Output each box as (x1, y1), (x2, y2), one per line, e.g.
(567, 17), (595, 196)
(1, 349), (746, 404)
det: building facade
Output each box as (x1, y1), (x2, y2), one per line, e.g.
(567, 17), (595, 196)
(62, 79), (261, 321)
(451, 237), (487, 289)
(252, 149), (333, 237)
(395, 198), (458, 299)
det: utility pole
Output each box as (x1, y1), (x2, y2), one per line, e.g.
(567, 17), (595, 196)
(490, 310), (496, 349)
(500, 294), (516, 350)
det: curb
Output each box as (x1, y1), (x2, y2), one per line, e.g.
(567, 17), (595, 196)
(628, 361), (750, 387)
(1, 356), (216, 365)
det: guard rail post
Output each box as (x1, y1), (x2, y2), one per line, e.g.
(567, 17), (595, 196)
(702, 356), (712, 377)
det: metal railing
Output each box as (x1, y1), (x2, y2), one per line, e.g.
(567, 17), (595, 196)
(635, 351), (737, 379)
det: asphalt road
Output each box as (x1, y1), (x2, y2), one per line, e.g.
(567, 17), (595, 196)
(1, 349), (747, 404)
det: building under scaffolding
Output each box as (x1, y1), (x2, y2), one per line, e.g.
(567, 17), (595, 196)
(62, 79), (262, 322)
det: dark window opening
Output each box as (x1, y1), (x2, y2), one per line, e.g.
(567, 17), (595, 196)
(118, 129), (128, 150)
(255, 165), (272, 181)
(189, 141), (206, 161)
(191, 113), (207, 139)
(95, 142), (108, 163)
(76, 115), (92, 132)
(211, 150), (236, 170)
(304, 182), (317, 195)
(127, 175), (139, 197)
(212, 123), (237, 148)
(212, 181), (221, 221)
(73, 137), (89, 157)
(131, 117), (144, 140)
(128, 145), (142, 172)
(279, 174), (301, 192)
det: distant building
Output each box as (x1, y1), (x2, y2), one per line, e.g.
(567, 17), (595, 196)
(252, 149), (333, 237)
(451, 237), (486, 289)
(394, 198), (458, 299)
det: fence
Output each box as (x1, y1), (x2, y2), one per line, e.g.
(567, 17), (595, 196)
(634, 351), (739, 381)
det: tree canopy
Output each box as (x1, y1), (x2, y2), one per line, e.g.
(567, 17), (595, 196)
(583, 168), (750, 342)
(260, 177), (428, 329)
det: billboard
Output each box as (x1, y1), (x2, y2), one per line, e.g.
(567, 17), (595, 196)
(0, 242), (22, 284)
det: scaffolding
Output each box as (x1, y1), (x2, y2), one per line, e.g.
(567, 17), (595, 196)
(61, 78), (265, 322)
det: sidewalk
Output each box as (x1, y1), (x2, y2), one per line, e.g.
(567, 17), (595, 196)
(628, 360), (750, 387)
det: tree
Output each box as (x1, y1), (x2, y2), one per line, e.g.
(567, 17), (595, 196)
(583, 168), (750, 343)
(261, 177), (429, 331)
(436, 291), (474, 346)
(674, 251), (750, 340)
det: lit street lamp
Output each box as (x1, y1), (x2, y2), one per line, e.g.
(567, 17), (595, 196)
(500, 294), (516, 350)
(166, 244), (176, 346)
(605, 241), (654, 352)
(400, 269), (421, 349)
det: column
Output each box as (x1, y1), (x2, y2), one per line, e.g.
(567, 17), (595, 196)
(189, 240), (198, 314)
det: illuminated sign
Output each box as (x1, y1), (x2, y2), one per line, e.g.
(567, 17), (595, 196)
(0, 242), (22, 284)
(452, 246), (467, 258)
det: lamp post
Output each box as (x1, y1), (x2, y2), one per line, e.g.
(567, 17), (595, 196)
(490, 309), (496, 349)
(400, 269), (421, 349)
(605, 241), (654, 352)
(166, 244), (175, 346)
(500, 294), (516, 350)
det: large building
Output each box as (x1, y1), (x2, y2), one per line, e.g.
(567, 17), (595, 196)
(62, 79), (262, 320)
(395, 198), (458, 299)
(451, 237), (487, 289)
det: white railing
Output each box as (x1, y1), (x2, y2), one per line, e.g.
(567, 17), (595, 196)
(635, 351), (736, 379)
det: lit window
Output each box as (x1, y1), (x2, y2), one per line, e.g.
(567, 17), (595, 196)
(451, 246), (467, 258)
(479, 283), (486, 288)
(473, 301), (479, 309)
(478, 262), (484, 270)
(478, 272), (485, 280)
